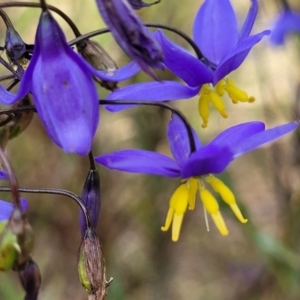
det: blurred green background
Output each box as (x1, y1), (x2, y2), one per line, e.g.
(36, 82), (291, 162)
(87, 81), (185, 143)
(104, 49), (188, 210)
(0, 0), (300, 299)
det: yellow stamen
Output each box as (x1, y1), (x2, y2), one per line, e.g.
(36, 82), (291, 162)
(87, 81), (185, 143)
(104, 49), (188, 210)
(215, 79), (226, 96)
(187, 178), (198, 210)
(208, 91), (228, 118)
(211, 212), (229, 236)
(161, 208), (174, 232)
(199, 187), (228, 235)
(172, 214), (184, 242)
(224, 78), (255, 103)
(198, 86), (210, 128)
(206, 175), (248, 223)
(161, 184), (189, 242)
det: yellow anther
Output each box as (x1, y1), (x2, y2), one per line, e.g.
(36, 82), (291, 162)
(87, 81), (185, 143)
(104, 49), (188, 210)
(248, 96), (255, 103)
(172, 214), (184, 242)
(161, 208), (174, 232)
(224, 78), (254, 103)
(215, 79), (226, 96)
(199, 187), (219, 214)
(187, 178), (198, 210)
(199, 186), (229, 235)
(198, 92), (210, 128)
(211, 212), (229, 236)
(208, 91), (228, 119)
(206, 175), (248, 224)
(161, 184), (189, 242)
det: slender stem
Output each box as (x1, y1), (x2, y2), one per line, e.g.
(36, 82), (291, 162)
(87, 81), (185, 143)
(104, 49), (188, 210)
(0, 74), (16, 82)
(0, 56), (22, 79)
(0, 100), (196, 153)
(0, 8), (13, 28)
(0, 186), (91, 228)
(100, 100), (196, 153)
(0, 148), (20, 207)
(39, 0), (47, 11)
(6, 79), (19, 91)
(68, 23), (203, 60)
(88, 151), (96, 170)
(0, 2), (81, 37)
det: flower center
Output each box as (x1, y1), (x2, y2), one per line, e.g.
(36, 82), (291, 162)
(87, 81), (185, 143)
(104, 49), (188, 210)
(161, 175), (247, 241)
(198, 78), (255, 128)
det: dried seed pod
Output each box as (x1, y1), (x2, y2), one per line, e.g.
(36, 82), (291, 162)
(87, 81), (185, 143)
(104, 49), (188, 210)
(0, 95), (34, 149)
(78, 228), (112, 299)
(78, 40), (118, 91)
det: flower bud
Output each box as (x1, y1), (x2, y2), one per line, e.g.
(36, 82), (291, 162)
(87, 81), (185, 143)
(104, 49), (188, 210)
(78, 228), (111, 299)
(5, 27), (26, 62)
(18, 258), (41, 300)
(78, 40), (118, 91)
(80, 169), (101, 235)
(128, 0), (160, 10)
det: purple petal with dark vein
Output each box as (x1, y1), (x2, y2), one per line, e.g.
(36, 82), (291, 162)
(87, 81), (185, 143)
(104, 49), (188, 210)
(153, 30), (213, 87)
(181, 144), (233, 179)
(193, 0), (238, 64)
(33, 11), (99, 156)
(95, 0), (163, 79)
(95, 150), (180, 177)
(209, 121), (265, 149)
(0, 198), (28, 221)
(238, 0), (258, 41)
(233, 121), (298, 158)
(213, 30), (270, 84)
(167, 114), (201, 168)
(105, 81), (199, 112)
(270, 10), (300, 45)
(0, 170), (8, 180)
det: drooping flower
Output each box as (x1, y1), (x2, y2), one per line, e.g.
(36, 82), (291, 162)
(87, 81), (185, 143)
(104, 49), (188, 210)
(0, 8), (140, 156)
(270, 8), (300, 45)
(95, 115), (297, 241)
(105, 0), (270, 128)
(95, 0), (163, 79)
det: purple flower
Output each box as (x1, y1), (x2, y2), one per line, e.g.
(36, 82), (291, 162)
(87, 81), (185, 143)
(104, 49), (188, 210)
(95, 0), (163, 79)
(95, 115), (298, 241)
(270, 9), (300, 45)
(0, 9), (140, 156)
(105, 0), (270, 128)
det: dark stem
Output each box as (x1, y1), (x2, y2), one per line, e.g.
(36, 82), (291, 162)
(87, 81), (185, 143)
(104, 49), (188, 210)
(0, 56), (22, 79)
(100, 100), (196, 153)
(0, 100), (196, 153)
(0, 148), (20, 207)
(39, 0), (47, 11)
(0, 8), (13, 28)
(0, 2), (81, 37)
(6, 79), (19, 91)
(0, 186), (91, 228)
(69, 23), (203, 60)
(0, 74), (16, 82)
(88, 151), (96, 170)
